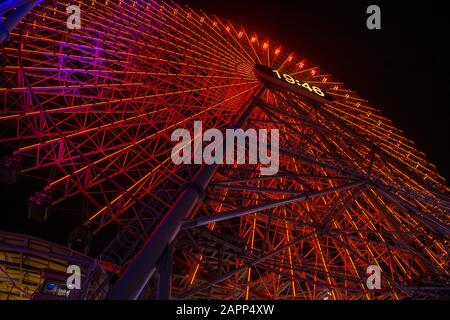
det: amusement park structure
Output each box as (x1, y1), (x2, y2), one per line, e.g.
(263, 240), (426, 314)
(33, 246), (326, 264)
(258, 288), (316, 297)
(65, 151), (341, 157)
(0, 0), (449, 300)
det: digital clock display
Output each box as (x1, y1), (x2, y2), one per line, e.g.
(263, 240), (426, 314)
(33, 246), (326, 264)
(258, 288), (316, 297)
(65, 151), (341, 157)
(254, 64), (332, 103)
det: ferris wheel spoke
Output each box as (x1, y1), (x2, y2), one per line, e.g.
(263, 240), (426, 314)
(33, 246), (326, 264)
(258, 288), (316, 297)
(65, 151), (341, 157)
(26, 84), (258, 222)
(85, 1), (251, 71)
(0, 80), (258, 126)
(174, 5), (253, 66)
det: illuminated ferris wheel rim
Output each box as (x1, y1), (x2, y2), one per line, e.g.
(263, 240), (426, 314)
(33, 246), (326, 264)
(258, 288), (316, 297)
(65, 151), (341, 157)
(0, 0), (449, 301)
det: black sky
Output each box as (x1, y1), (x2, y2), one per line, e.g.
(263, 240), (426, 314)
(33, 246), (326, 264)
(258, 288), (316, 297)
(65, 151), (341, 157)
(177, 0), (450, 182)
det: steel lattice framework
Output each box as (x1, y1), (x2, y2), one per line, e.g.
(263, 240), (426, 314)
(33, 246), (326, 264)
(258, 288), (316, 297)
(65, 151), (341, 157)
(0, 0), (449, 300)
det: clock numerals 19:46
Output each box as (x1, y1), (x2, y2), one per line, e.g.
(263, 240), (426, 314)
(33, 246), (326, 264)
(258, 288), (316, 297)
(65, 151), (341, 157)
(272, 69), (325, 97)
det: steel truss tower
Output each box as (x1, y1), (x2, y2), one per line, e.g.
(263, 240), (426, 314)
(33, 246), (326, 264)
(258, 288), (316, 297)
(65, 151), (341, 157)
(0, 0), (449, 300)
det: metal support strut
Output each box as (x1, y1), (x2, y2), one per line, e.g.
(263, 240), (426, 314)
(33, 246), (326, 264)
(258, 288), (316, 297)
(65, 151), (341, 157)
(156, 244), (173, 300)
(106, 86), (266, 299)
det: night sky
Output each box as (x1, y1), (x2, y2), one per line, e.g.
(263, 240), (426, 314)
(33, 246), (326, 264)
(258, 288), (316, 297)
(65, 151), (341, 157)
(0, 1), (448, 245)
(179, 0), (450, 182)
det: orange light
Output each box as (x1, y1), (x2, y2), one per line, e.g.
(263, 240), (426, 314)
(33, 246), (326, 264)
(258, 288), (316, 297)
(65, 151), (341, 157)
(322, 77), (327, 83)
(288, 56), (293, 62)
(311, 69), (316, 75)
(238, 31), (243, 38)
(251, 36), (256, 42)
(226, 26), (230, 32)
(298, 62), (304, 69)
(275, 48), (280, 55)
(263, 42), (268, 49)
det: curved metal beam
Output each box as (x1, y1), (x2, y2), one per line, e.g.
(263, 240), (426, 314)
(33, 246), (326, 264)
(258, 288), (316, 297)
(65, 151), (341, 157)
(0, 0), (42, 42)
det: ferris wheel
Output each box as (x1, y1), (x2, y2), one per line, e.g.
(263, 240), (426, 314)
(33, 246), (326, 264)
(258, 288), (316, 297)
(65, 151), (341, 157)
(0, 0), (449, 300)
